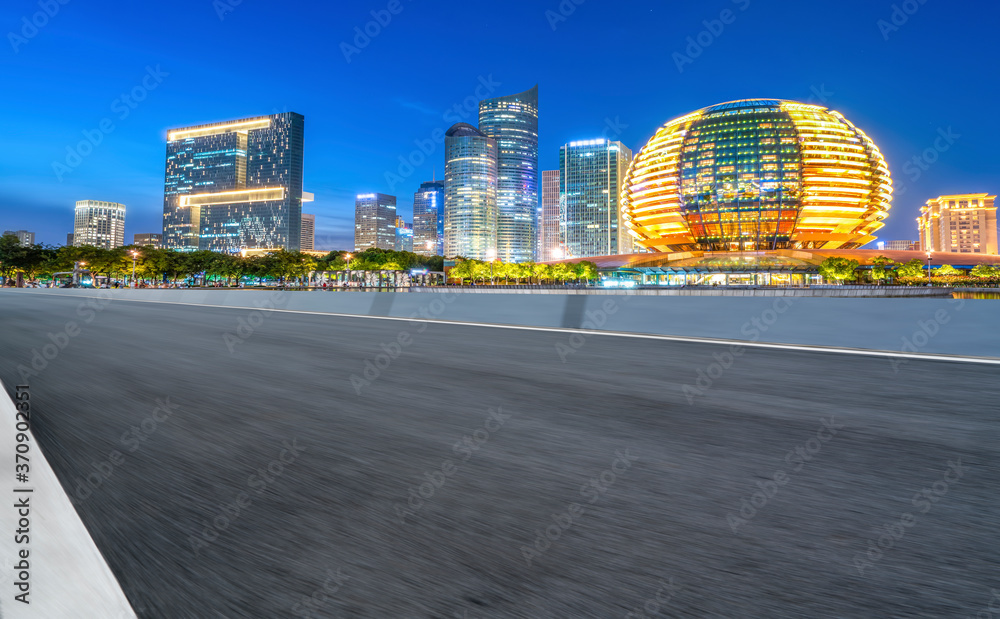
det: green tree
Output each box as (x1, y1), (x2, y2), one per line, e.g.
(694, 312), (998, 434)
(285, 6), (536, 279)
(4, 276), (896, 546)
(574, 261), (598, 283)
(553, 263), (575, 283)
(869, 255), (895, 284)
(471, 261), (492, 283)
(933, 264), (961, 277)
(530, 262), (549, 284)
(448, 259), (475, 284)
(0, 234), (27, 282)
(896, 258), (927, 279)
(970, 264), (999, 278)
(818, 257), (859, 283)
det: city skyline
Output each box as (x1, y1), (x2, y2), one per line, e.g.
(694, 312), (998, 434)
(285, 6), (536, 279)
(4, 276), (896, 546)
(1, 1), (998, 251)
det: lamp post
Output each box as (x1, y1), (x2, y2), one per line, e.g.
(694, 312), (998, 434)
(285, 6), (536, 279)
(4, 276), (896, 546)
(73, 261), (86, 287)
(131, 251), (139, 289)
(926, 251), (932, 286)
(485, 248), (496, 285)
(344, 253), (352, 290)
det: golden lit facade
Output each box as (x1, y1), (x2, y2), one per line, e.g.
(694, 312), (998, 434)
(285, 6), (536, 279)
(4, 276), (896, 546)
(918, 193), (997, 254)
(163, 113), (305, 253)
(621, 99), (892, 252)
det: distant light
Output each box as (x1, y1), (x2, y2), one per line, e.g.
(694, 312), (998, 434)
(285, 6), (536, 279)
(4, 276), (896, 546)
(602, 279), (636, 289)
(357, 193), (376, 199)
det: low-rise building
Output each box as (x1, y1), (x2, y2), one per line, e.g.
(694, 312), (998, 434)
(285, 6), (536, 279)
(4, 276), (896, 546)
(133, 233), (162, 248)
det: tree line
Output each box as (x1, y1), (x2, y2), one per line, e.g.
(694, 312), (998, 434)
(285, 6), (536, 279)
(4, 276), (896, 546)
(0, 236), (446, 286)
(448, 259), (599, 284)
(819, 256), (1000, 285)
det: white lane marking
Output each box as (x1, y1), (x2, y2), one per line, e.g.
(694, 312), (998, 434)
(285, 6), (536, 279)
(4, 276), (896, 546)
(11, 291), (1000, 366)
(0, 380), (137, 618)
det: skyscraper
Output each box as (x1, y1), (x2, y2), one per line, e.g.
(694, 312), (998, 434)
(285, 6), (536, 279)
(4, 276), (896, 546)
(444, 123), (497, 261)
(918, 193), (998, 254)
(355, 193), (397, 251)
(2, 230), (35, 247)
(74, 201), (126, 249)
(538, 170), (561, 261)
(478, 85), (538, 263)
(560, 139), (634, 258)
(301, 214), (315, 251)
(395, 217), (413, 252)
(162, 113), (305, 253)
(413, 180), (444, 256)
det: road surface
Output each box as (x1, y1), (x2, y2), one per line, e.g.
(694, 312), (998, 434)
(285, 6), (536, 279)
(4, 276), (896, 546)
(0, 291), (997, 618)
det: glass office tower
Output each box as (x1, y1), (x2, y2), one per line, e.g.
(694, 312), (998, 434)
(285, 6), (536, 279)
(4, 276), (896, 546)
(395, 217), (414, 252)
(478, 85), (538, 263)
(355, 193), (398, 251)
(538, 170), (561, 261)
(74, 200), (126, 249)
(413, 180), (445, 256)
(162, 113), (305, 253)
(444, 123), (497, 261)
(300, 213), (315, 251)
(560, 140), (634, 258)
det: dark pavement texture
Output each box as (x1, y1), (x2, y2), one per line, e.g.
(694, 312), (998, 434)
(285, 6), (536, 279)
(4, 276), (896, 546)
(0, 292), (997, 618)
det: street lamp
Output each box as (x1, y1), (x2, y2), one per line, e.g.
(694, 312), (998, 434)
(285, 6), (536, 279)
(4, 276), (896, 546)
(926, 251), (933, 286)
(344, 253), (352, 290)
(73, 261), (86, 287)
(130, 251), (139, 288)
(485, 248), (496, 285)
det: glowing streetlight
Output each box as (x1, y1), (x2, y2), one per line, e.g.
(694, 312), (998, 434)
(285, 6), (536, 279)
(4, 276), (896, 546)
(485, 248), (496, 285)
(131, 251), (139, 288)
(926, 251), (933, 287)
(345, 253), (353, 289)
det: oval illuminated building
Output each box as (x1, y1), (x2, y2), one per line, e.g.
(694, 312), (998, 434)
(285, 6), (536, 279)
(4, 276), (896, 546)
(621, 99), (892, 252)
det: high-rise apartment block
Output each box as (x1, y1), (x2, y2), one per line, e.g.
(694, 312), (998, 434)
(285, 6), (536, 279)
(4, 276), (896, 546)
(479, 85), (538, 263)
(355, 193), (397, 251)
(2, 230), (35, 247)
(918, 193), (997, 254)
(74, 200), (126, 249)
(444, 123), (497, 261)
(162, 113), (305, 253)
(560, 139), (634, 258)
(538, 170), (561, 261)
(301, 213), (315, 251)
(885, 240), (915, 251)
(413, 180), (444, 256)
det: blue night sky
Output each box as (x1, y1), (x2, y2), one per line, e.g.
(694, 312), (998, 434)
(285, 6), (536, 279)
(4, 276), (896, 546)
(1, 0), (996, 250)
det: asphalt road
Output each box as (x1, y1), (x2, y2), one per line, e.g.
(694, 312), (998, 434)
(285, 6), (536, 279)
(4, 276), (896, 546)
(0, 292), (997, 618)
